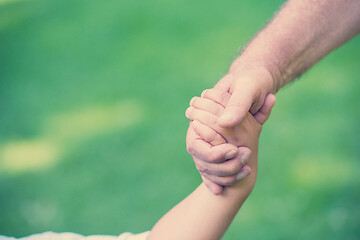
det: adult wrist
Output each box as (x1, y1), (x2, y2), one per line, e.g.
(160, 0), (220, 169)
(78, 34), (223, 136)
(228, 57), (278, 95)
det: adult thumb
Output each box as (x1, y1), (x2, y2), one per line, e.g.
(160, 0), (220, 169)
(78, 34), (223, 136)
(218, 82), (254, 128)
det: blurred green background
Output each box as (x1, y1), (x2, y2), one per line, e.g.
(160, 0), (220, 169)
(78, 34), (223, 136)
(0, 0), (359, 239)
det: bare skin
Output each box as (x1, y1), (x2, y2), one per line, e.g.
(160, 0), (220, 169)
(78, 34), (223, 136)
(187, 0), (360, 193)
(187, 90), (275, 193)
(149, 95), (275, 240)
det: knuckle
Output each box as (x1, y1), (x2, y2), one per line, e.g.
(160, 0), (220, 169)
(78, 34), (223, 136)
(207, 130), (218, 142)
(201, 172), (211, 180)
(190, 97), (197, 106)
(208, 117), (217, 127)
(195, 163), (204, 172)
(228, 163), (240, 175)
(223, 176), (237, 186)
(203, 88), (215, 99)
(195, 124), (209, 139)
(207, 150), (221, 163)
(206, 152), (216, 162)
(195, 161), (208, 173)
(185, 107), (193, 119)
(201, 167), (211, 175)
(230, 134), (240, 144)
(201, 89), (210, 97)
(212, 134), (225, 145)
(211, 105), (221, 116)
(219, 178), (230, 186)
(219, 92), (230, 105)
(186, 144), (194, 154)
(193, 157), (200, 165)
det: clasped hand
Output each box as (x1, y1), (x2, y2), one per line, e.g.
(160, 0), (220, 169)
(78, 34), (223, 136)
(185, 87), (275, 195)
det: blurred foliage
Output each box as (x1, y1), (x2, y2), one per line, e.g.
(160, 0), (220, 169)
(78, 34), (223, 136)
(0, 0), (359, 239)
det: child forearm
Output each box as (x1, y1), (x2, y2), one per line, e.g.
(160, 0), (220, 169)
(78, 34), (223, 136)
(148, 184), (247, 240)
(148, 157), (257, 240)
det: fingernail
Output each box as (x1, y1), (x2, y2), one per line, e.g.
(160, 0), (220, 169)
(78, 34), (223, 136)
(185, 107), (193, 117)
(201, 90), (207, 97)
(219, 113), (234, 123)
(209, 184), (223, 195)
(236, 169), (251, 181)
(214, 186), (223, 195)
(225, 150), (238, 160)
(240, 151), (251, 165)
(190, 97), (196, 106)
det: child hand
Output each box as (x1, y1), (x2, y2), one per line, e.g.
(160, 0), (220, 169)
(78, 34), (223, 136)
(186, 121), (253, 194)
(186, 88), (276, 194)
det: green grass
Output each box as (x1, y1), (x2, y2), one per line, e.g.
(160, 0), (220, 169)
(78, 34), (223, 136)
(0, 0), (359, 239)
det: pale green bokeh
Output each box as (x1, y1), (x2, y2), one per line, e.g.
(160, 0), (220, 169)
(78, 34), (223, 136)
(0, 100), (144, 173)
(0, 0), (359, 239)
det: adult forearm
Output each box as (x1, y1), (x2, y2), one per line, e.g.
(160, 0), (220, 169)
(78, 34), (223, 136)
(230, 0), (360, 92)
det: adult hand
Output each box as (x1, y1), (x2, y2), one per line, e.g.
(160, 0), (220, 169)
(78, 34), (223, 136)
(215, 65), (275, 128)
(186, 87), (276, 194)
(186, 122), (250, 195)
(186, 89), (251, 195)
